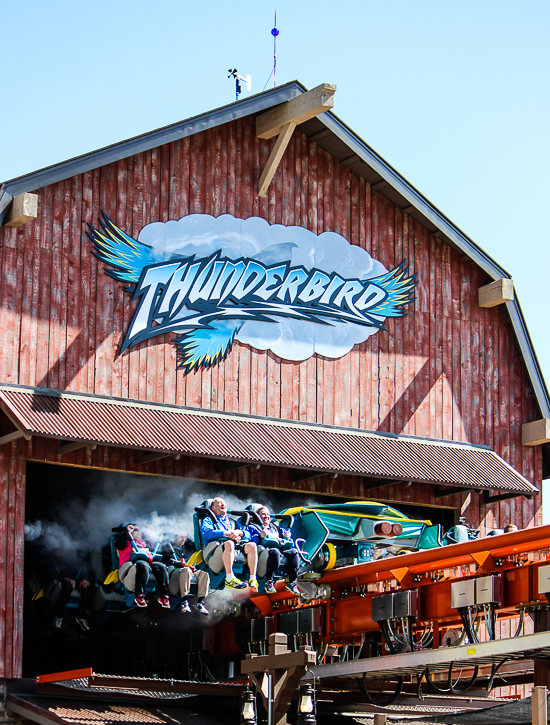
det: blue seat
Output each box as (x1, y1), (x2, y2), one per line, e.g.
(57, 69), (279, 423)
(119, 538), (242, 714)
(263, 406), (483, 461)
(193, 501), (252, 590)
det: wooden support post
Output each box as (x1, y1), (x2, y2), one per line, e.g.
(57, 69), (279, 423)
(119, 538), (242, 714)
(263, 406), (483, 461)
(374, 715), (387, 725)
(478, 278), (514, 308)
(258, 121), (296, 197)
(532, 686), (547, 725)
(241, 633), (316, 725)
(4, 192), (38, 227)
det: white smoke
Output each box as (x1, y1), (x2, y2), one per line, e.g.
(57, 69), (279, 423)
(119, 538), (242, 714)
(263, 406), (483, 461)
(25, 470), (311, 568)
(137, 213), (389, 361)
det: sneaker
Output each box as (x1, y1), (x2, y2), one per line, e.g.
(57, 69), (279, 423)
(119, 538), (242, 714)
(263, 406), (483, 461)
(135, 594), (147, 608)
(286, 581), (300, 595)
(54, 616), (63, 629)
(248, 578), (259, 591)
(194, 601), (209, 616)
(158, 595), (170, 609)
(75, 616), (90, 631)
(225, 576), (246, 589)
(180, 600), (191, 614)
(264, 579), (276, 594)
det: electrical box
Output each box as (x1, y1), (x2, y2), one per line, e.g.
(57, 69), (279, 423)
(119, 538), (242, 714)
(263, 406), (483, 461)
(299, 607), (321, 633)
(451, 579), (475, 609)
(476, 575), (501, 605)
(279, 610), (299, 636)
(235, 619), (253, 645)
(538, 564), (550, 595)
(252, 616), (274, 642)
(393, 589), (418, 619)
(372, 593), (394, 622)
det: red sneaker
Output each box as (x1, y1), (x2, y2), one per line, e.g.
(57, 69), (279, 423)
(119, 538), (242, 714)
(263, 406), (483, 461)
(135, 594), (147, 608)
(158, 596), (170, 609)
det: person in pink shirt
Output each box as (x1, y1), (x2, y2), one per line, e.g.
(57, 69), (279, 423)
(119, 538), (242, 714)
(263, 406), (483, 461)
(114, 523), (170, 608)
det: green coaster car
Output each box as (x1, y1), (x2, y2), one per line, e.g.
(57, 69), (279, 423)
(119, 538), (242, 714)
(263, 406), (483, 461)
(279, 501), (440, 571)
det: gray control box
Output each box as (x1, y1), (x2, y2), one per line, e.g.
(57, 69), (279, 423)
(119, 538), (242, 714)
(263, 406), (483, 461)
(393, 589), (418, 618)
(476, 575), (501, 605)
(451, 579), (475, 609)
(372, 593), (394, 622)
(538, 564), (550, 595)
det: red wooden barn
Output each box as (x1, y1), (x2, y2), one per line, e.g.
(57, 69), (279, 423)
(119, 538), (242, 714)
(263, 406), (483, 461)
(0, 81), (548, 701)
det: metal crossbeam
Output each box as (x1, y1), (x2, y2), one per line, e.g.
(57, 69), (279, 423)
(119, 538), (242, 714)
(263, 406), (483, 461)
(302, 632), (550, 682)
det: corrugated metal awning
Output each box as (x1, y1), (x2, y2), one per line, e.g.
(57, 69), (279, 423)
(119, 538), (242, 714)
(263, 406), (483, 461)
(0, 384), (537, 496)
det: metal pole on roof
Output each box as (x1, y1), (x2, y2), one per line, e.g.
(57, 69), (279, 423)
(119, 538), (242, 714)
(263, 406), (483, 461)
(271, 11), (279, 87)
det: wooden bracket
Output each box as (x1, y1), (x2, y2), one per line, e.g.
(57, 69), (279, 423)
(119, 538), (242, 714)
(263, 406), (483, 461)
(57, 440), (97, 455)
(483, 490), (532, 505)
(138, 451), (181, 465)
(4, 192), (38, 228)
(291, 469), (337, 482)
(0, 429), (31, 446)
(256, 83), (335, 196)
(216, 460), (261, 474)
(434, 485), (472, 498)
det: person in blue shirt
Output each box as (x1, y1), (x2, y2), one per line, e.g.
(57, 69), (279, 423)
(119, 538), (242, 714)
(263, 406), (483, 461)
(200, 497), (258, 590)
(248, 506), (300, 595)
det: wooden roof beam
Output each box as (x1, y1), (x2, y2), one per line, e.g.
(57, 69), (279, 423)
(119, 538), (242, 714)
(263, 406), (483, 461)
(4, 192), (38, 228)
(257, 83), (336, 197)
(522, 418), (550, 446)
(256, 83), (336, 140)
(479, 278), (514, 308)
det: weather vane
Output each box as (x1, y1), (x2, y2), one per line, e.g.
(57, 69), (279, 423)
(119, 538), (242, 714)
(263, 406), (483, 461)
(228, 69), (251, 101)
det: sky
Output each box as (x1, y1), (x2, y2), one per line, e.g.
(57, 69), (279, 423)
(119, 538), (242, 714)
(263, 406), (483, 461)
(1, 2), (549, 482)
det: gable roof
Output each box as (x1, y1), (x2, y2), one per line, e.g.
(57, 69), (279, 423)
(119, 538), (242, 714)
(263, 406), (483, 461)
(1, 81), (548, 417)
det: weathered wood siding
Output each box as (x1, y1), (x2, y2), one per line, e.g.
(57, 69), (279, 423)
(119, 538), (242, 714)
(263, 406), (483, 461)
(0, 115), (543, 676)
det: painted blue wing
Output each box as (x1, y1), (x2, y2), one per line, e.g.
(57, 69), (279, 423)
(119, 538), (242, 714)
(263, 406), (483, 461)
(365, 261), (417, 318)
(174, 320), (242, 373)
(88, 213), (155, 284)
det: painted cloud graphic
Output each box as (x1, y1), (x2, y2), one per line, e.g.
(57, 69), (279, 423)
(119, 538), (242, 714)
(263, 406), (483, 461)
(89, 213), (416, 371)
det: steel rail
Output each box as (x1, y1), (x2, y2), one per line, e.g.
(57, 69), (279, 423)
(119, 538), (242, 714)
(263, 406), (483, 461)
(301, 631), (550, 682)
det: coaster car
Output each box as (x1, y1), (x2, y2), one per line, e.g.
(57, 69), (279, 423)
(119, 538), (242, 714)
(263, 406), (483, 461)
(279, 501), (442, 570)
(192, 501), (330, 591)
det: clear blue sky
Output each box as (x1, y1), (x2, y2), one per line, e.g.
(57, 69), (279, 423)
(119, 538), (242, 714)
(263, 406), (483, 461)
(2, 2), (549, 409)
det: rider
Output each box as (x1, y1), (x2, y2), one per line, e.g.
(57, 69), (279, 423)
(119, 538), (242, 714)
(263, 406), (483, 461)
(114, 523), (170, 608)
(248, 506), (300, 595)
(160, 539), (209, 615)
(200, 497), (258, 590)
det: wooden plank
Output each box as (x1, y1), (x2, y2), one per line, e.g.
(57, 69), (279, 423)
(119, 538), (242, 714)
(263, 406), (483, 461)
(65, 174), (83, 391)
(258, 121), (296, 197)
(0, 443), (8, 676)
(256, 83), (335, 139)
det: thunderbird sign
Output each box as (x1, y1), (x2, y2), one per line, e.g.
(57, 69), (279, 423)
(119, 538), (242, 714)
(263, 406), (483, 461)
(89, 213), (416, 372)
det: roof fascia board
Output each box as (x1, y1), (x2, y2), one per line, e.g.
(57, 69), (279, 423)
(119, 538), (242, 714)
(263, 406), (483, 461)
(1, 83), (304, 200)
(320, 112), (509, 281)
(0, 189), (13, 226)
(506, 299), (550, 417)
